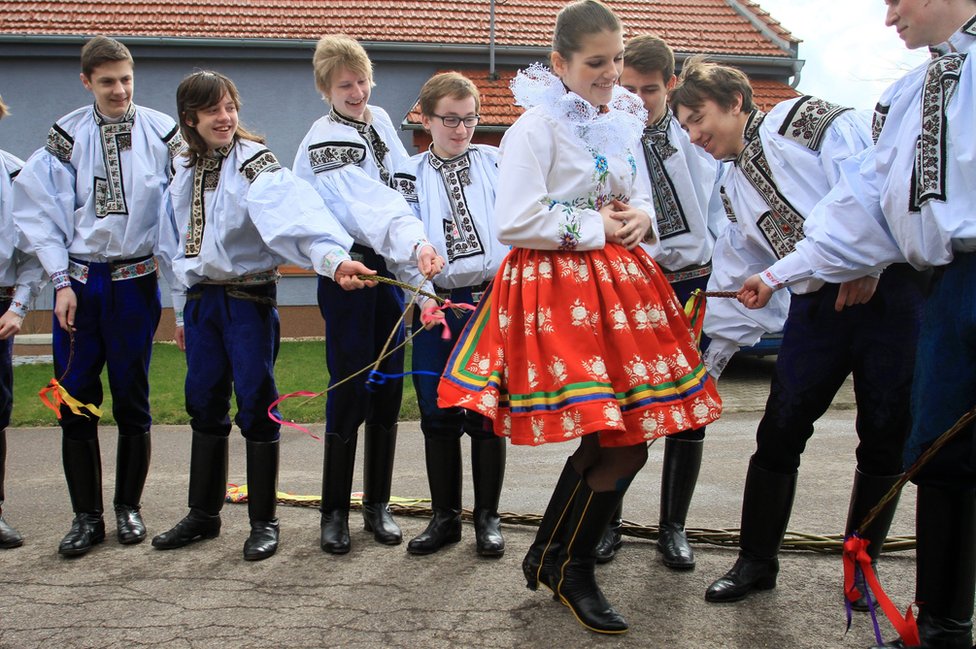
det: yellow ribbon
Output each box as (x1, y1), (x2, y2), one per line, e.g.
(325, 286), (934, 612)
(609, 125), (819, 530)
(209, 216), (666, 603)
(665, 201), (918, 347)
(39, 378), (103, 420)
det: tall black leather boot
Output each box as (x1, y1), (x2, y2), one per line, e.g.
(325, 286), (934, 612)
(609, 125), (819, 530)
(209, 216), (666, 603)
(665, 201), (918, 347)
(523, 459), (582, 592)
(407, 437), (462, 555)
(705, 458), (797, 602)
(594, 502), (623, 564)
(244, 440), (280, 561)
(874, 485), (976, 649)
(472, 436), (506, 557)
(0, 429), (24, 549)
(320, 432), (357, 554)
(658, 437), (704, 570)
(152, 431), (226, 549)
(58, 437), (105, 557)
(844, 469), (902, 612)
(362, 423), (402, 545)
(553, 482), (629, 634)
(114, 431), (150, 545)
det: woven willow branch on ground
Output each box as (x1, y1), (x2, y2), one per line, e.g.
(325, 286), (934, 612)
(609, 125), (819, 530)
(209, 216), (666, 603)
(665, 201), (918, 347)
(255, 496), (916, 555)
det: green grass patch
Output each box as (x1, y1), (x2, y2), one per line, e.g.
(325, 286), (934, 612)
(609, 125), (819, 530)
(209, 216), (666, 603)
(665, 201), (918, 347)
(12, 341), (419, 427)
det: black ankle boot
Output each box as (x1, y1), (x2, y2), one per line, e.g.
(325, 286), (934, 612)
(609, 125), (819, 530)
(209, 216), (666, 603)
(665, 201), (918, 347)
(114, 432), (151, 545)
(594, 503), (622, 564)
(658, 436), (703, 570)
(472, 436), (506, 557)
(523, 459), (582, 592)
(243, 440), (280, 561)
(152, 431), (227, 550)
(320, 432), (357, 554)
(705, 459), (796, 602)
(554, 483), (629, 634)
(844, 469), (902, 612)
(59, 437), (105, 556)
(408, 437), (462, 555)
(0, 429), (24, 549)
(362, 423), (401, 545)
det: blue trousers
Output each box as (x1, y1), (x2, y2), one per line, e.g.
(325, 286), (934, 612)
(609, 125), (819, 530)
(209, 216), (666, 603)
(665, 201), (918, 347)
(52, 263), (160, 440)
(0, 300), (12, 431)
(909, 252), (976, 487)
(184, 283), (280, 442)
(412, 284), (493, 441)
(318, 246), (403, 439)
(753, 264), (928, 475)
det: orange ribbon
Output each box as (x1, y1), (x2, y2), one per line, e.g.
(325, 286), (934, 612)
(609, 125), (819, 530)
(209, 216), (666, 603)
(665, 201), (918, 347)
(38, 378), (102, 420)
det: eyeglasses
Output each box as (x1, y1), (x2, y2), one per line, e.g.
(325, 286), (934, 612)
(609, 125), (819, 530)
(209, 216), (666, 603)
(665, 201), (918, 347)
(431, 114), (480, 128)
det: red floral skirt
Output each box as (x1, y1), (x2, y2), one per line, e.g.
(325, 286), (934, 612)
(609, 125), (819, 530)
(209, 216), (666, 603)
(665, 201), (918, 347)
(437, 244), (722, 447)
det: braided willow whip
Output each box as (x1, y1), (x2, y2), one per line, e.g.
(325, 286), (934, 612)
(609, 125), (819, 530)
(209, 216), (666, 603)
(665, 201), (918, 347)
(854, 404), (976, 537)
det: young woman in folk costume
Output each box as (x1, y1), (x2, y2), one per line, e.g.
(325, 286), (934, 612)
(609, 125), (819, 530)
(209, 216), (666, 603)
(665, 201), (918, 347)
(438, 0), (722, 634)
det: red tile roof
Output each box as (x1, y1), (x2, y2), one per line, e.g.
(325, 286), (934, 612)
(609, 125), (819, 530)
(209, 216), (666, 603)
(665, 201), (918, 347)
(0, 0), (797, 58)
(403, 69), (799, 128)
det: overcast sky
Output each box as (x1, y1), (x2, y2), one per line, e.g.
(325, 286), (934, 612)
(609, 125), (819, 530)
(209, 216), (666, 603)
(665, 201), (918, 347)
(754, 0), (929, 109)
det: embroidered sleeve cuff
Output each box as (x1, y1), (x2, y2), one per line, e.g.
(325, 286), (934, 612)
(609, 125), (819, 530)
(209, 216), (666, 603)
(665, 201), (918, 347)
(412, 239), (433, 262)
(765, 252), (815, 288)
(171, 292), (187, 327)
(319, 249), (352, 281)
(51, 270), (71, 290)
(759, 269), (784, 290)
(8, 300), (28, 318)
(702, 340), (739, 380)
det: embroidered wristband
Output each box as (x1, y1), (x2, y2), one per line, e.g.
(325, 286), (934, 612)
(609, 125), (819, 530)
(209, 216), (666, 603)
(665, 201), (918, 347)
(8, 300), (28, 318)
(51, 270), (71, 290)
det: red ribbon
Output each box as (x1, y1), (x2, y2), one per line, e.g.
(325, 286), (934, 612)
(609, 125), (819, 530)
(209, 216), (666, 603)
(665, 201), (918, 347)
(843, 535), (920, 646)
(266, 391), (322, 440)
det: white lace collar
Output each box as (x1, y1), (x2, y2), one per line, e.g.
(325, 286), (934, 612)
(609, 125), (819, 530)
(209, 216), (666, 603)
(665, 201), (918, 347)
(510, 63), (646, 157)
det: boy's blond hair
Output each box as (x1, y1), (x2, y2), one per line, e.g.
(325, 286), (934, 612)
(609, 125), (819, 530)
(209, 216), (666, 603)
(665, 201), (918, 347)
(313, 35), (374, 97)
(0, 95), (8, 120)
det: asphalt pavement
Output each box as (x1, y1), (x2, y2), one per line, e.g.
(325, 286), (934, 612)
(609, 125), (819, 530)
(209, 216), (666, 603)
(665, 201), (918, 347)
(0, 355), (927, 649)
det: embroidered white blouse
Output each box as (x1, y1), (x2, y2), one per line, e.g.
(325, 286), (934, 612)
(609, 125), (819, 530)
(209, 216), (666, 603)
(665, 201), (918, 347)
(702, 96), (873, 377)
(636, 109), (726, 273)
(0, 150), (44, 317)
(292, 105), (429, 268)
(12, 103), (180, 288)
(394, 145), (507, 296)
(494, 65), (654, 251)
(158, 139), (352, 322)
(763, 16), (976, 285)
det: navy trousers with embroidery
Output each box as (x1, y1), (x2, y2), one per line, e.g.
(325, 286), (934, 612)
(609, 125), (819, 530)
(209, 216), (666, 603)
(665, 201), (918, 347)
(184, 284), (281, 442)
(753, 264), (928, 476)
(318, 246), (403, 439)
(0, 300), (12, 430)
(53, 264), (160, 441)
(412, 284), (492, 441)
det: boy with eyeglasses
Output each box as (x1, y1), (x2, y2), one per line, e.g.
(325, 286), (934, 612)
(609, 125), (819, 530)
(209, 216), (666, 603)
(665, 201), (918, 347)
(392, 72), (509, 557)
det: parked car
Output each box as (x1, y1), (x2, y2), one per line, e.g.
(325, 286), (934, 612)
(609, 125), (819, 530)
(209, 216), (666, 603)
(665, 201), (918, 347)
(737, 331), (783, 358)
